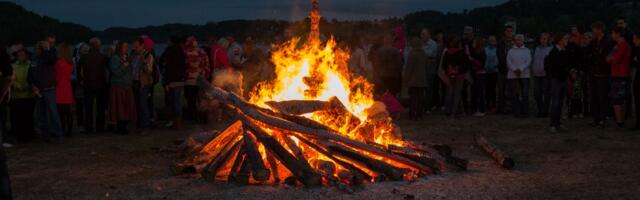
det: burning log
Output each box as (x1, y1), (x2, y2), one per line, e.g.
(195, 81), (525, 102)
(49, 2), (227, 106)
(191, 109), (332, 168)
(242, 130), (271, 181)
(202, 139), (243, 182)
(314, 97), (361, 132)
(295, 136), (368, 185)
(266, 100), (329, 115)
(197, 77), (433, 174)
(323, 142), (404, 181)
(476, 136), (515, 169)
(227, 147), (247, 183)
(402, 143), (468, 171)
(242, 118), (322, 187)
(266, 151), (281, 184)
(388, 147), (441, 174)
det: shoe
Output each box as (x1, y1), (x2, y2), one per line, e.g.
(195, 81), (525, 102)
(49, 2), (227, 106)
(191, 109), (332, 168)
(473, 112), (486, 117)
(2, 143), (14, 148)
(165, 121), (174, 128)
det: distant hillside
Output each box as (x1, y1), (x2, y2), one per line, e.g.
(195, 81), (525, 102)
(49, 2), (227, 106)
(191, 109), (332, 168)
(0, 1), (94, 45)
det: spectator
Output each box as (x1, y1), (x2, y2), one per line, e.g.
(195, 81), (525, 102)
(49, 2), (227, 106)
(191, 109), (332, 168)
(546, 33), (572, 133)
(442, 37), (468, 118)
(226, 36), (243, 69)
(469, 37), (487, 117)
(108, 41), (136, 134)
(55, 44), (74, 137)
(28, 41), (63, 142)
(79, 38), (108, 133)
(1, 44), (15, 147)
(462, 26), (475, 114)
(160, 36), (186, 129)
(373, 33), (403, 96)
(497, 26), (515, 114)
(615, 17), (634, 45)
(484, 35), (499, 113)
(588, 21), (614, 129)
(404, 37), (428, 120)
(631, 33), (640, 130)
(420, 28), (439, 114)
(73, 43), (89, 132)
(9, 47), (35, 143)
(569, 25), (583, 46)
(532, 33), (553, 118)
(608, 27), (632, 128)
(210, 38), (232, 72)
(184, 36), (210, 123)
(506, 34), (532, 117)
(131, 38), (155, 130)
(432, 30), (447, 111)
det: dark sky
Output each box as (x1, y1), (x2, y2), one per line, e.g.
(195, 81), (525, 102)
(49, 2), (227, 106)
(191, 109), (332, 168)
(10, 0), (507, 30)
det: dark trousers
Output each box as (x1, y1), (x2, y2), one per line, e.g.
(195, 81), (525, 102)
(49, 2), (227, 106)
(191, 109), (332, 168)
(0, 147), (12, 200)
(550, 79), (567, 127)
(57, 104), (73, 136)
(0, 101), (7, 144)
(472, 73), (487, 113)
(508, 78), (530, 115)
(184, 85), (201, 122)
(591, 76), (610, 123)
(497, 73), (508, 113)
(486, 73), (498, 111)
(84, 88), (107, 132)
(534, 76), (550, 115)
(446, 78), (465, 116)
(135, 84), (152, 129)
(408, 87), (426, 119)
(9, 98), (35, 143)
(634, 74), (640, 126)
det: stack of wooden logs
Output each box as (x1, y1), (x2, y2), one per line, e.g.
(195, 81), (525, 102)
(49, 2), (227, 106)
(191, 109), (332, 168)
(174, 77), (468, 187)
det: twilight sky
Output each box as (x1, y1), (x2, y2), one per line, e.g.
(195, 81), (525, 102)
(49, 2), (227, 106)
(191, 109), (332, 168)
(10, 0), (508, 30)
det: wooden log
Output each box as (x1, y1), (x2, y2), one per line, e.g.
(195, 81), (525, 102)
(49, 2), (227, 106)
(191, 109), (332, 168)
(295, 135), (368, 185)
(242, 130), (271, 182)
(198, 121), (243, 162)
(313, 97), (361, 132)
(323, 141), (405, 181)
(228, 147), (247, 184)
(265, 100), (329, 115)
(391, 151), (441, 174)
(202, 139), (243, 182)
(476, 136), (515, 169)
(252, 104), (334, 131)
(242, 120), (322, 187)
(401, 143), (467, 171)
(197, 77), (433, 174)
(265, 151), (281, 184)
(280, 133), (306, 161)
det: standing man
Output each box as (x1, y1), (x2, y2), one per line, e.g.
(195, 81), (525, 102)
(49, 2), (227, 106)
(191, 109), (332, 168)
(532, 33), (553, 118)
(608, 27), (632, 128)
(547, 34), (572, 133)
(589, 22), (615, 129)
(497, 26), (515, 114)
(131, 38), (155, 131)
(485, 36), (499, 113)
(420, 28), (438, 113)
(506, 34), (532, 118)
(79, 38), (108, 133)
(160, 36), (186, 129)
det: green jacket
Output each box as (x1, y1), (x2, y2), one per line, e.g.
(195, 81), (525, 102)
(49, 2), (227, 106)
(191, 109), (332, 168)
(109, 55), (133, 87)
(11, 61), (34, 99)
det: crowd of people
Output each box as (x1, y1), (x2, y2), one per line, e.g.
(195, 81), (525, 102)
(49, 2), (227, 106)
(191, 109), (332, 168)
(0, 17), (639, 149)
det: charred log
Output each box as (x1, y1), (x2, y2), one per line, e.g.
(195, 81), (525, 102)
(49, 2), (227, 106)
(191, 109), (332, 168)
(242, 130), (271, 181)
(476, 136), (515, 169)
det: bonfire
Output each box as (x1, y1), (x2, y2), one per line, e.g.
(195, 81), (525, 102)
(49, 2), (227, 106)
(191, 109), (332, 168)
(175, 0), (467, 188)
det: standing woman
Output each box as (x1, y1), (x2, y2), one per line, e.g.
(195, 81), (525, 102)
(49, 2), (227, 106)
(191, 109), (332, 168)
(546, 34), (572, 132)
(108, 42), (136, 134)
(469, 37), (487, 117)
(55, 44), (75, 137)
(9, 47), (35, 143)
(532, 33), (553, 118)
(442, 37), (468, 118)
(183, 36), (210, 123)
(404, 37), (428, 120)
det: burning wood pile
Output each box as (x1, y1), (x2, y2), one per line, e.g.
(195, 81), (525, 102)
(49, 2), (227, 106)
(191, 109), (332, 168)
(174, 0), (467, 188)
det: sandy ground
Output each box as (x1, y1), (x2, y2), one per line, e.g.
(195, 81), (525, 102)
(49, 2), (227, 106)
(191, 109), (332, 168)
(7, 114), (640, 200)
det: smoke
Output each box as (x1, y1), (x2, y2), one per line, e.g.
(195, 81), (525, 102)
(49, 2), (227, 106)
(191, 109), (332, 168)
(212, 69), (244, 96)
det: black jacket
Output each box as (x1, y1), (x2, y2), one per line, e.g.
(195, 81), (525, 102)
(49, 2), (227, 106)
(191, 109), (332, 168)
(79, 48), (108, 90)
(160, 45), (186, 84)
(28, 50), (57, 90)
(545, 46), (572, 81)
(589, 37), (615, 76)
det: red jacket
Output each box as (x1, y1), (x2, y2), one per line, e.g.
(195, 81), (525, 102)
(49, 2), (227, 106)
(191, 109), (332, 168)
(55, 59), (73, 104)
(210, 44), (231, 69)
(609, 40), (632, 78)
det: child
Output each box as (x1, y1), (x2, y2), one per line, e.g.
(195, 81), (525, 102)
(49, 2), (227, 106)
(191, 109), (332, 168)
(568, 69), (584, 118)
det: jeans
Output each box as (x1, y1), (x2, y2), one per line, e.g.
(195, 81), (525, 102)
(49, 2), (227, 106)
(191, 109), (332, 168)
(36, 89), (62, 139)
(591, 76), (610, 123)
(550, 79), (567, 127)
(534, 76), (550, 115)
(136, 85), (152, 129)
(472, 74), (487, 113)
(84, 88), (107, 132)
(168, 86), (183, 117)
(508, 78), (530, 115)
(486, 73), (498, 110)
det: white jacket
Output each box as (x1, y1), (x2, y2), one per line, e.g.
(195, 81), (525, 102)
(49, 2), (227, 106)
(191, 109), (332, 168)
(506, 45), (532, 79)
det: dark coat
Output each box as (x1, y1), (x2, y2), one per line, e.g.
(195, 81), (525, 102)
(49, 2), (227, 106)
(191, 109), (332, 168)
(160, 44), (186, 84)
(78, 48), (108, 90)
(545, 46), (572, 81)
(589, 36), (615, 76)
(28, 49), (57, 90)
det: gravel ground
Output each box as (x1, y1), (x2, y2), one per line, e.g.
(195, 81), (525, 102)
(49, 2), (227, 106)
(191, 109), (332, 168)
(7, 114), (640, 200)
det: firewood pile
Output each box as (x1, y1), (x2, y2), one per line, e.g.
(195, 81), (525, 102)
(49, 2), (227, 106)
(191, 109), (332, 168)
(173, 78), (469, 188)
